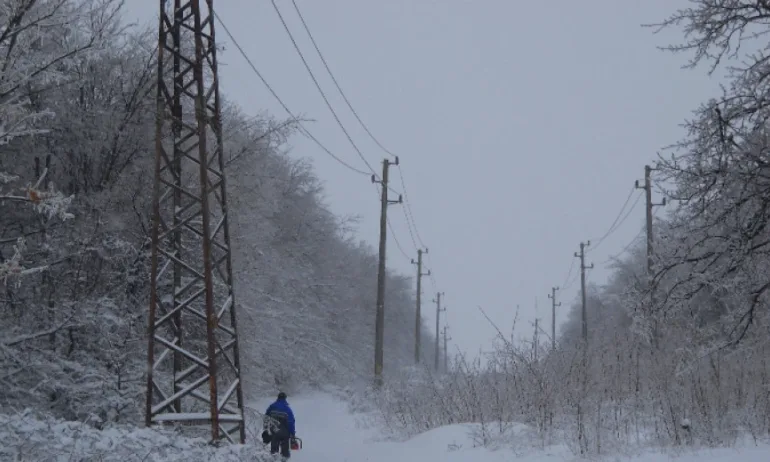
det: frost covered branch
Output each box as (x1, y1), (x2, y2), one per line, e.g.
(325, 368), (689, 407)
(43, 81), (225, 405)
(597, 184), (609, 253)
(3, 314), (74, 347)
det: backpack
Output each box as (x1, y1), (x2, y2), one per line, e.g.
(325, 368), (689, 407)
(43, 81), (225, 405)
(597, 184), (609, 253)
(266, 410), (290, 439)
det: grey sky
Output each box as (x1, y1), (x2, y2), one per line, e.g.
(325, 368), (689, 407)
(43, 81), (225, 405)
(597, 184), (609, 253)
(124, 1), (721, 357)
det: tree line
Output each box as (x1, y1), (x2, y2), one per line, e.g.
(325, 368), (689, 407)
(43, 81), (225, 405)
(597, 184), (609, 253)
(0, 0), (435, 426)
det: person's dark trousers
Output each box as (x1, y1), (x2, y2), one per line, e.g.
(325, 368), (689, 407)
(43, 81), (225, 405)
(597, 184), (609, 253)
(270, 436), (290, 458)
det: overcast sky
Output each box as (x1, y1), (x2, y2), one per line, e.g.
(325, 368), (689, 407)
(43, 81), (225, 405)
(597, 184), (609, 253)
(124, 0), (722, 357)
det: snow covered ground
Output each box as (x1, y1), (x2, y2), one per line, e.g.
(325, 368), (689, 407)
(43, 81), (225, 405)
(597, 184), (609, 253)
(3, 391), (769, 461)
(251, 391), (770, 462)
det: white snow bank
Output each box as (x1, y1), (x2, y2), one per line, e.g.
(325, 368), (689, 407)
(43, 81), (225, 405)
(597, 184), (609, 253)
(394, 419), (770, 462)
(0, 410), (272, 461)
(395, 422), (770, 462)
(405, 421), (534, 450)
(396, 422), (553, 461)
(627, 445), (770, 462)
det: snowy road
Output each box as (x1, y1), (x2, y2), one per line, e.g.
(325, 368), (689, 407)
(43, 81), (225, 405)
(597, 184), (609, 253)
(250, 391), (566, 461)
(251, 391), (382, 462)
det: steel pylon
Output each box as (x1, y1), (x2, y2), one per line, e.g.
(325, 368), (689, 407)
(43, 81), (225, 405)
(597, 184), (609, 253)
(145, 0), (245, 444)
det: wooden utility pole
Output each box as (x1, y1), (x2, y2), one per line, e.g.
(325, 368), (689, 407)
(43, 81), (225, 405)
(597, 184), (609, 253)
(548, 286), (560, 351)
(411, 248), (430, 364)
(635, 165), (666, 278)
(442, 325), (451, 372)
(574, 241), (592, 454)
(372, 157), (401, 384)
(574, 241), (593, 342)
(433, 292), (445, 371)
(533, 317), (539, 362)
(635, 165), (666, 345)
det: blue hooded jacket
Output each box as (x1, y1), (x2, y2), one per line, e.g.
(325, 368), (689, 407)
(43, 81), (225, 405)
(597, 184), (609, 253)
(265, 397), (296, 436)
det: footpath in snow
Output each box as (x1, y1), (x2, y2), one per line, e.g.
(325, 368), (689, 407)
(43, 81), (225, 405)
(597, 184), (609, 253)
(250, 391), (770, 462)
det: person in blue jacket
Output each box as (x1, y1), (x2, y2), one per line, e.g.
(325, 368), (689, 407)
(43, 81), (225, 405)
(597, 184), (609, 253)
(264, 392), (296, 458)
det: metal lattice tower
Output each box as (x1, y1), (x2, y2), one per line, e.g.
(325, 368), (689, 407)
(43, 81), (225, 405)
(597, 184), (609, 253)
(145, 0), (245, 444)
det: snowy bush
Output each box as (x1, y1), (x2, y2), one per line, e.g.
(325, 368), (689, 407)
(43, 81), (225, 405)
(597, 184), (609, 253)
(370, 296), (770, 456)
(0, 410), (273, 461)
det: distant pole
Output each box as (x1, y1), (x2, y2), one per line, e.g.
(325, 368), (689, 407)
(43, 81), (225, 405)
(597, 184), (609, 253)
(635, 165), (665, 346)
(534, 317), (539, 363)
(574, 242), (593, 455)
(372, 157), (402, 384)
(548, 287), (561, 351)
(636, 166), (654, 278)
(411, 248), (430, 364)
(442, 325), (451, 372)
(433, 292), (445, 371)
(574, 241), (593, 342)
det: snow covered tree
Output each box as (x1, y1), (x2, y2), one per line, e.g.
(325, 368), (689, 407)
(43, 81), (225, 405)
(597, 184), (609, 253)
(0, 0), (124, 280)
(0, 0), (431, 436)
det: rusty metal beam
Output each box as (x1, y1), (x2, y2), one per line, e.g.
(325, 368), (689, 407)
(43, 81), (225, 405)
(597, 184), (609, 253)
(146, 0), (245, 444)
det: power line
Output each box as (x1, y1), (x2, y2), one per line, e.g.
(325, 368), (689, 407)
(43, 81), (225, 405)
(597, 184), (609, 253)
(387, 184), (402, 197)
(589, 186), (637, 251)
(561, 258), (576, 290)
(213, 12), (370, 176)
(601, 207), (662, 266)
(397, 168), (427, 249)
(558, 186), (642, 297)
(561, 192), (643, 291)
(559, 253), (581, 293)
(287, 0), (429, 250)
(557, 186), (643, 302)
(605, 193), (644, 244)
(219, 10), (414, 268)
(563, 265), (580, 292)
(387, 216), (411, 261)
(602, 227), (644, 266)
(270, 0), (378, 177)
(424, 252), (439, 292)
(219, 9), (434, 313)
(398, 184), (420, 250)
(373, 183), (410, 261)
(288, 0), (396, 160)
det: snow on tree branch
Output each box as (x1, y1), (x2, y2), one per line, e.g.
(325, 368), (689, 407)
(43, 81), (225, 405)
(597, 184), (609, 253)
(0, 237), (24, 284)
(0, 237), (51, 286)
(647, 0), (770, 73)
